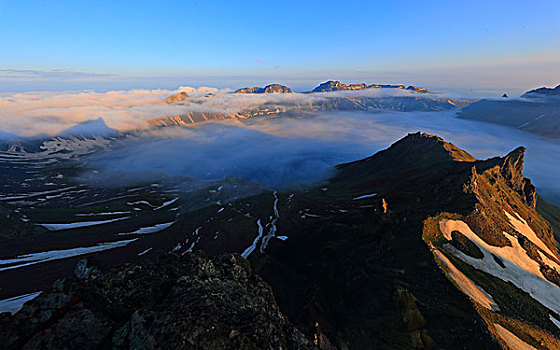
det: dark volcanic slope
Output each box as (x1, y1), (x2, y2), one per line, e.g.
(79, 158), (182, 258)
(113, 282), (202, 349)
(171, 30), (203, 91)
(249, 133), (500, 349)
(251, 133), (560, 349)
(2, 133), (559, 349)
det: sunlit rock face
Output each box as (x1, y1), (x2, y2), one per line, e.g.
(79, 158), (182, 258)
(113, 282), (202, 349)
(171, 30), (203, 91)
(163, 91), (189, 103)
(311, 80), (432, 93)
(235, 84), (293, 94)
(311, 80), (369, 92)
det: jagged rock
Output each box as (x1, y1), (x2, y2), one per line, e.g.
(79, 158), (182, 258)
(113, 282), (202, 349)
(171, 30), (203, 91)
(0, 253), (313, 350)
(502, 93), (508, 98)
(500, 147), (536, 208)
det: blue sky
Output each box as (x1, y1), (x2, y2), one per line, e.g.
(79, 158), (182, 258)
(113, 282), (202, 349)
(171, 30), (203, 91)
(1, 0), (559, 95)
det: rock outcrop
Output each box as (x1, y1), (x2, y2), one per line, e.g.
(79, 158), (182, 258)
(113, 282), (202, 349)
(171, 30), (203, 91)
(163, 91), (189, 103)
(0, 253), (313, 350)
(499, 147), (536, 208)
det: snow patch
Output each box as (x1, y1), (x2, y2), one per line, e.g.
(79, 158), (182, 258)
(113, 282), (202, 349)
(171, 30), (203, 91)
(38, 217), (129, 231)
(76, 211), (130, 216)
(0, 239), (137, 271)
(493, 323), (536, 350)
(118, 221), (175, 235)
(434, 249), (499, 311)
(440, 219), (560, 314)
(353, 193), (377, 200)
(138, 247), (153, 256)
(154, 197), (179, 210)
(550, 315), (560, 331)
(504, 210), (558, 259)
(241, 219), (264, 259)
(0, 291), (42, 315)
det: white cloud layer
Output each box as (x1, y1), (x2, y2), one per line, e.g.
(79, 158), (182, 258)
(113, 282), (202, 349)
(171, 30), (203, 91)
(0, 86), (442, 137)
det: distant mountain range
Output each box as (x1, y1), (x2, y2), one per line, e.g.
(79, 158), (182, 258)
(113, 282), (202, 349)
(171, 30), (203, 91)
(232, 80), (432, 94)
(152, 80), (467, 128)
(235, 84), (293, 94)
(459, 84), (560, 139)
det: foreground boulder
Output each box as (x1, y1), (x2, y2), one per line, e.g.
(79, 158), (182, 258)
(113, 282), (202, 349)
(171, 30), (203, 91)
(0, 253), (313, 350)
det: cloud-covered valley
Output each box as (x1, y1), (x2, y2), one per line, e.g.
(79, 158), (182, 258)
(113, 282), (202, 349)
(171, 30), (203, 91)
(1, 86), (559, 203)
(86, 110), (560, 203)
(0, 86), (458, 137)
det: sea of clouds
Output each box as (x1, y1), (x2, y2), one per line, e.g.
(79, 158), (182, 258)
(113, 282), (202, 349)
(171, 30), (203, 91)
(1, 86), (558, 203)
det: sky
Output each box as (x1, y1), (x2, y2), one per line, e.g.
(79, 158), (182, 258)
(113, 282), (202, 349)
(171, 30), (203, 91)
(1, 0), (560, 95)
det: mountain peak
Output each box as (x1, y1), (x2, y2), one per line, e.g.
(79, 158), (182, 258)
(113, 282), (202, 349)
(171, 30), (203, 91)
(235, 84), (292, 94)
(391, 132), (477, 163)
(163, 91), (189, 103)
(58, 118), (119, 138)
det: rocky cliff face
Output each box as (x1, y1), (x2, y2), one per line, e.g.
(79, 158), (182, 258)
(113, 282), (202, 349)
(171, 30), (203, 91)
(0, 253), (313, 350)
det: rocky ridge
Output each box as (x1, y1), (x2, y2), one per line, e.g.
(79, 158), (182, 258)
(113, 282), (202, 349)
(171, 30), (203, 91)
(0, 253), (314, 349)
(522, 85), (560, 98)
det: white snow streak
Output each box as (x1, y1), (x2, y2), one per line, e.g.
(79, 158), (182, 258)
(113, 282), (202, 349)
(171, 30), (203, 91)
(241, 219), (264, 259)
(38, 217), (129, 231)
(0, 239), (137, 271)
(138, 247), (153, 256)
(118, 221), (175, 235)
(154, 197), (179, 210)
(353, 193), (377, 200)
(260, 191), (280, 253)
(0, 291), (42, 315)
(434, 248), (499, 311)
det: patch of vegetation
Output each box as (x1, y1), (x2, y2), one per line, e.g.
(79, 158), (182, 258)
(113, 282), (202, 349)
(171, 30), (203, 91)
(450, 230), (484, 259)
(422, 212), (463, 247)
